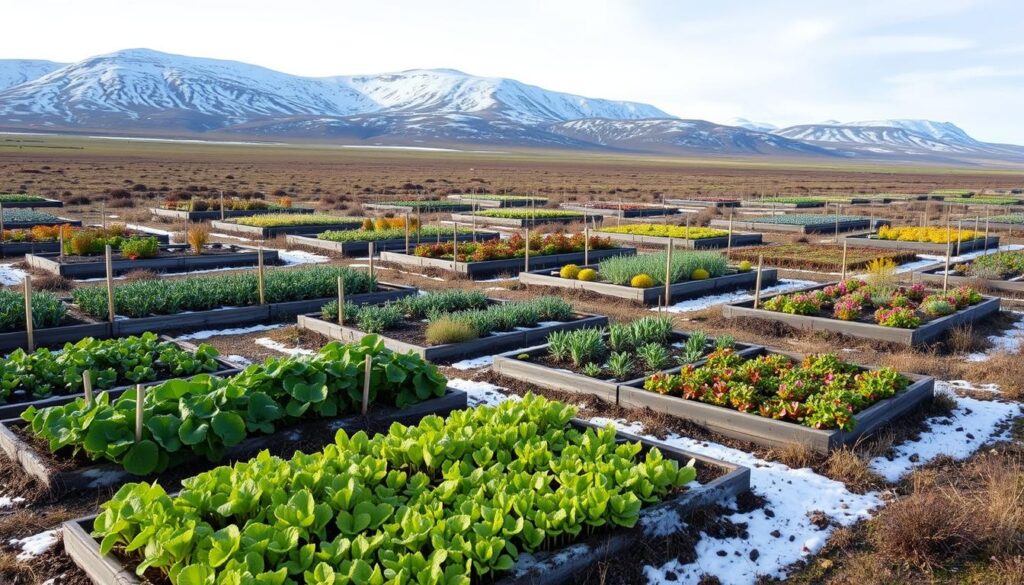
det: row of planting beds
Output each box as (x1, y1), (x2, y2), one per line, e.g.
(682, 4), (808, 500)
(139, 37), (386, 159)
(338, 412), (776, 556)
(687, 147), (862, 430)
(0, 224), (169, 257)
(494, 328), (934, 452)
(518, 250), (778, 305)
(558, 202), (682, 218)
(26, 243), (277, 279)
(844, 226), (999, 254)
(0, 208), (81, 229)
(666, 197), (741, 208)
(61, 392), (749, 585)
(151, 199), (313, 221)
(710, 214), (879, 234)
(362, 200), (475, 213)
(209, 213), (365, 237)
(0, 266), (415, 351)
(913, 250), (1024, 294)
(723, 279), (999, 345)
(596, 223), (764, 249)
(450, 208), (602, 228)
(446, 193), (549, 207)
(287, 226), (499, 256)
(0, 193), (63, 208)
(984, 214), (1024, 231)
(729, 242), (918, 272)
(298, 291), (606, 362)
(1, 336), (465, 494)
(379, 231), (635, 279)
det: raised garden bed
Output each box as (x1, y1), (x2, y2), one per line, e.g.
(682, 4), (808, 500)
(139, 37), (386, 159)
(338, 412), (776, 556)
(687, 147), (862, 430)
(666, 197), (741, 208)
(722, 281), (1000, 345)
(447, 194), (549, 208)
(298, 294), (606, 361)
(450, 210), (602, 228)
(493, 323), (760, 403)
(730, 243), (918, 272)
(520, 262), (777, 305)
(25, 244), (279, 278)
(0, 194), (63, 208)
(362, 201), (475, 213)
(740, 198), (826, 208)
(559, 203), (682, 218)
(912, 251), (1024, 295)
(150, 206), (313, 221)
(844, 226), (998, 254)
(0, 209), (81, 229)
(710, 214), (877, 234)
(380, 247), (633, 279)
(285, 228), (499, 256)
(62, 394), (749, 585)
(209, 214), (364, 237)
(0, 229), (169, 257)
(597, 224), (763, 249)
(0, 335), (241, 420)
(617, 348), (934, 452)
(983, 214), (1024, 231)
(3, 338), (464, 494)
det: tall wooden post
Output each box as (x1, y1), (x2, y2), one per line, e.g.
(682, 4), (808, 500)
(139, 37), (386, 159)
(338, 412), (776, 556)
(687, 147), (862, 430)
(101, 199), (107, 231)
(943, 241), (952, 292)
(83, 370), (93, 403)
(524, 227), (531, 272)
(59, 227), (65, 259)
(135, 384), (145, 442)
(726, 212), (734, 259)
(257, 247), (266, 305)
(337, 276), (345, 326)
(956, 218), (964, 256)
(0, 202), (4, 242)
(404, 212), (411, 253)
(834, 203), (840, 241)
(472, 202), (478, 243)
(984, 218), (991, 255)
(753, 255), (764, 309)
(840, 241), (848, 281)
(23, 278), (34, 352)
(368, 242), (375, 280)
(105, 245), (115, 323)
(220, 190), (225, 221)
(361, 354), (372, 415)
(664, 239), (673, 307)
(584, 227), (590, 265)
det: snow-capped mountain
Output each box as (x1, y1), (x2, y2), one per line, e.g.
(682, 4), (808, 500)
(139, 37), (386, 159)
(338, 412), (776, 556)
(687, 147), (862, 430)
(0, 48), (1020, 165)
(0, 59), (66, 92)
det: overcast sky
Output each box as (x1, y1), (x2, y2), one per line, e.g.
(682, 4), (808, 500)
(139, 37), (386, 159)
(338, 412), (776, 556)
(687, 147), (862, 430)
(5, 0), (1022, 143)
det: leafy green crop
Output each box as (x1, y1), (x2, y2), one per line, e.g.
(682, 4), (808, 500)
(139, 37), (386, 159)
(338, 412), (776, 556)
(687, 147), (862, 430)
(230, 214), (365, 228)
(317, 227), (475, 243)
(1, 333), (220, 402)
(0, 289), (66, 333)
(473, 209), (583, 219)
(72, 266), (376, 319)
(22, 336), (447, 476)
(91, 393), (696, 584)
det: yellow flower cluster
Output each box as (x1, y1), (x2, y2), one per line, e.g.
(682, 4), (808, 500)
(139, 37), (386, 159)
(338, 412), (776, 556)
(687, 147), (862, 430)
(877, 225), (983, 243)
(599, 224), (730, 239)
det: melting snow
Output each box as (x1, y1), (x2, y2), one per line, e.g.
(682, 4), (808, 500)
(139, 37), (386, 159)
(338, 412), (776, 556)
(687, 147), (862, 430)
(9, 529), (58, 560)
(254, 337), (314, 356)
(658, 279), (817, 313)
(0, 495), (25, 508)
(0, 263), (27, 285)
(174, 323), (285, 341)
(966, 311), (1024, 362)
(279, 249), (329, 265)
(449, 356), (493, 370)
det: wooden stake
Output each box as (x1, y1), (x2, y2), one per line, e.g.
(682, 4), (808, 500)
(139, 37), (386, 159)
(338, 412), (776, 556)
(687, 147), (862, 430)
(472, 202), (478, 242)
(23, 277), (33, 351)
(368, 242), (375, 279)
(337, 276), (345, 326)
(834, 203), (840, 242)
(83, 370), (93, 404)
(59, 227), (64, 259)
(101, 199), (107, 231)
(840, 240), (848, 281)
(524, 227), (531, 272)
(584, 227), (590, 265)
(105, 245), (115, 323)
(984, 218), (991, 255)
(0, 203), (4, 242)
(257, 247), (266, 305)
(943, 241), (952, 292)
(684, 214), (690, 241)
(753, 255), (764, 309)
(416, 207), (422, 246)
(617, 199), (622, 227)
(404, 212), (411, 253)
(664, 239), (673, 307)
(220, 190), (225, 221)
(956, 218), (963, 256)
(361, 354), (371, 415)
(726, 212), (734, 259)
(135, 384), (145, 442)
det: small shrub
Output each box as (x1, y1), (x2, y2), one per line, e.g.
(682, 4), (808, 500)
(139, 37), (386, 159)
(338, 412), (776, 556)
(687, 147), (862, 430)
(424, 318), (478, 346)
(187, 223), (210, 255)
(738, 260), (752, 272)
(560, 264), (581, 279)
(119, 236), (159, 260)
(577, 268), (598, 281)
(691, 268), (710, 280)
(630, 273), (654, 288)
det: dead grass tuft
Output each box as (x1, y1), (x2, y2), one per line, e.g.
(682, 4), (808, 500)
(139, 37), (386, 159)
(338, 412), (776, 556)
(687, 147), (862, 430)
(121, 269), (160, 282)
(771, 442), (817, 470)
(824, 448), (885, 493)
(31, 273), (73, 292)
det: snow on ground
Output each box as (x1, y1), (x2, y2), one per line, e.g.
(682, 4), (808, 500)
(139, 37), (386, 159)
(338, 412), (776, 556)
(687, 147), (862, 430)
(869, 381), (1021, 482)
(0, 495), (25, 508)
(659, 280), (817, 313)
(278, 249), (329, 265)
(446, 378), (517, 407)
(254, 337), (314, 356)
(0, 263), (27, 285)
(174, 323), (285, 341)
(225, 354), (253, 366)
(211, 232), (252, 242)
(9, 529), (58, 561)
(449, 356), (494, 370)
(967, 311), (1024, 362)
(917, 243), (1024, 263)
(125, 223), (174, 237)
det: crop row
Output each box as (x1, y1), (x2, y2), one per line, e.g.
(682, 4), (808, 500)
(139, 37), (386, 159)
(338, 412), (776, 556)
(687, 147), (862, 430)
(590, 251), (730, 286)
(369, 200), (469, 209)
(72, 266), (376, 319)
(473, 209), (583, 219)
(163, 197), (290, 212)
(0, 224), (71, 242)
(0, 209), (64, 223)
(729, 243), (915, 272)
(0, 193), (46, 202)
(0, 289), (66, 333)
(744, 214), (868, 226)
(943, 195), (1019, 205)
(229, 214), (365, 228)
(22, 336), (447, 476)
(458, 194), (547, 202)
(1, 333), (221, 401)
(413, 232), (615, 262)
(988, 214), (1024, 225)
(956, 251), (1024, 280)
(318, 226), (475, 243)
(876, 225), (983, 243)
(598, 224), (730, 239)
(91, 393), (695, 583)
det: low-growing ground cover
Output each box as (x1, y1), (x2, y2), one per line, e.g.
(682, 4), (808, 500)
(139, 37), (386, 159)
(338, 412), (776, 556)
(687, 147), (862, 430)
(63, 224), (160, 258)
(456, 194), (548, 203)
(0, 224), (71, 242)
(366, 200), (470, 210)
(876, 225), (984, 243)
(762, 279), (984, 329)
(731, 243), (917, 271)
(20, 336), (447, 476)
(740, 213), (868, 226)
(0, 194), (46, 203)
(0, 209), (66, 224)
(318, 225), (475, 243)
(162, 197), (289, 211)
(0, 289), (67, 332)
(0, 333), (221, 403)
(561, 250), (731, 287)
(987, 213), (1024, 225)
(599, 224), (730, 239)
(533, 318), (735, 381)
(413, 232), (615, 261)
(943, 195), (1019, 205)
(473, 208), (586, 219)
(321, 292), (575, 345)
(952, 251), (1024, 279)
(929, 189), (976, 195)
(642, 350), (909, 431)
(71, 266), (376, 319)
(89, 393), (697, 583)
(564, 201), (665, 210)
(227, 213), (364, 228)
(750, 196), (829, 205)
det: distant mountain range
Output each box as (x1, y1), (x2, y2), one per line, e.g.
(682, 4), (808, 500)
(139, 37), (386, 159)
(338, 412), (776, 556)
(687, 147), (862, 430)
(0, 48), (1021, 166)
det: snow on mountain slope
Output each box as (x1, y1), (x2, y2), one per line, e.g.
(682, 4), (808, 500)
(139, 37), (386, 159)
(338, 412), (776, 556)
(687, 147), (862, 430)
(0, 59), (66, 91)
(725, 117), (778, 132)
(842, 119), (980, 146)
(773, 124), (972, 153)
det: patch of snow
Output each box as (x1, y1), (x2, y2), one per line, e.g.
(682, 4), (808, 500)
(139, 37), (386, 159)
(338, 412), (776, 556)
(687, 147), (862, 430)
(446, 378), (517, 407)
(125, 223), (174, 237)
(174, 323), (285, 341)
(917, 244), (1024, 264)
(254, 337), (314, 356)
(278, 249), (330, 266)
(869, 381), (1021, 482)
(0, 263), (27, 285)
(225, 354), (253, 366)
(966, 311), (1024, 362)
(0, 495), (25, 508)
(449, 356), (493, 370)
(210, 232), (252, 242)
(659, 279), (817, 313)
(10, 529), (58, 560)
